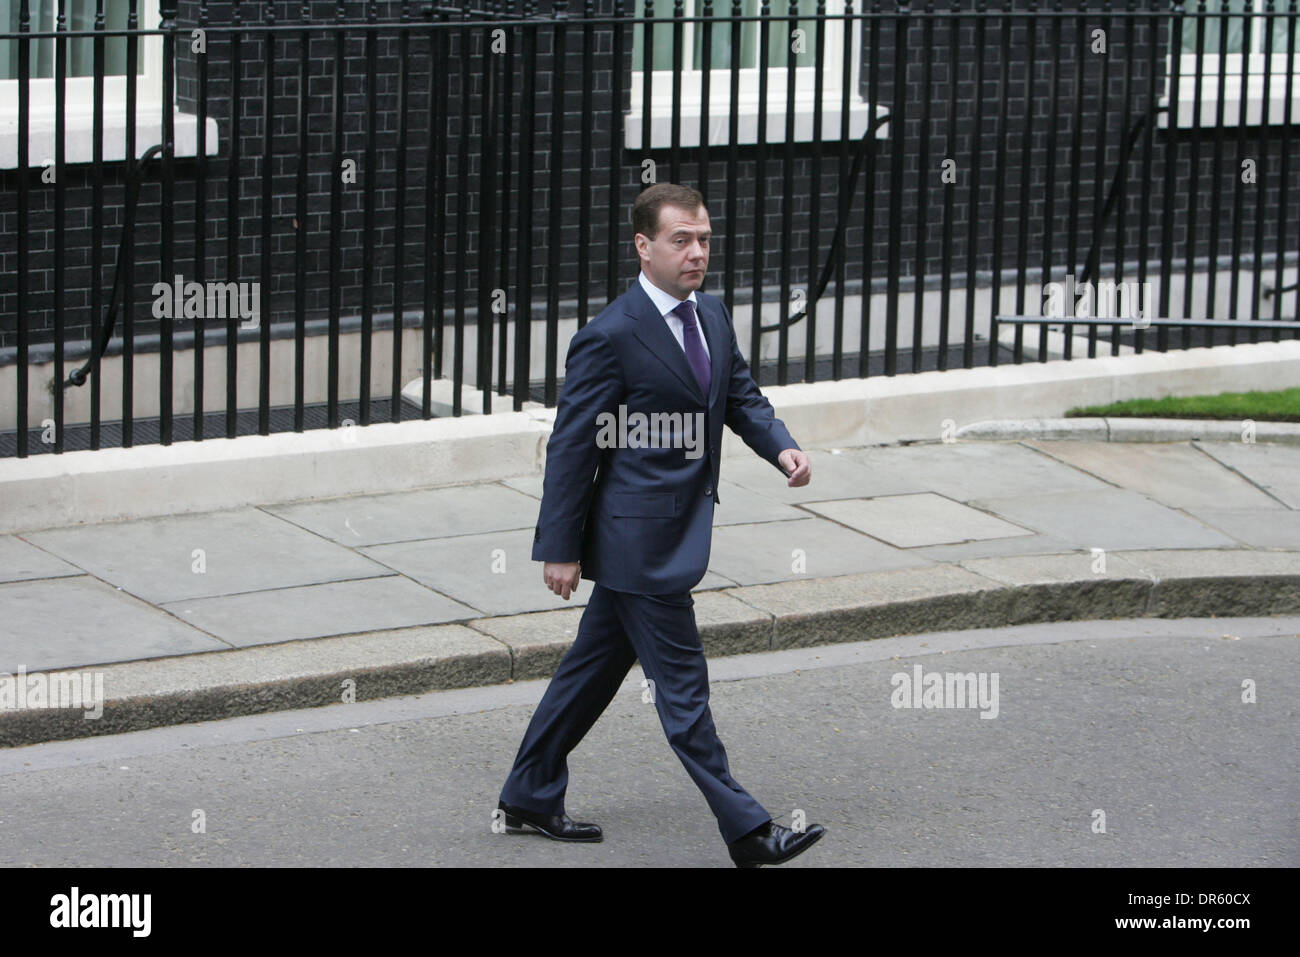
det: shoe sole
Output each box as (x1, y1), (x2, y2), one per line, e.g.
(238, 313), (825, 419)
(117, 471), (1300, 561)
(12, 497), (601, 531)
(732, 828), (825, 868)
(503, 814), (603, 843)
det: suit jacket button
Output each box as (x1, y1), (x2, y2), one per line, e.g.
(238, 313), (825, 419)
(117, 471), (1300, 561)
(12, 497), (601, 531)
(704, 487), (712, 496)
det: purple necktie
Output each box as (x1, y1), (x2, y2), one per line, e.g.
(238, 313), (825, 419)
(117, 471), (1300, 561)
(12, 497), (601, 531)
(672, 300), (712, 397)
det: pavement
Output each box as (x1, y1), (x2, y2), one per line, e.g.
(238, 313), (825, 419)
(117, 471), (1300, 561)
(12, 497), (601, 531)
(2, 423), (1299, 748)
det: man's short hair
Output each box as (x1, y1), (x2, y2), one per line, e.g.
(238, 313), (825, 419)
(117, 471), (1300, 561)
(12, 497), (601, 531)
(632, 183), (708, 240)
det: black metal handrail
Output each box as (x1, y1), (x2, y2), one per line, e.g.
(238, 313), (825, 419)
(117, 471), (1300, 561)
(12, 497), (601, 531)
(63, 145), (165, 392)
(997, 316), (1300, 331)
(994, 314), (1300, 363)
(759, 109), (893, 335)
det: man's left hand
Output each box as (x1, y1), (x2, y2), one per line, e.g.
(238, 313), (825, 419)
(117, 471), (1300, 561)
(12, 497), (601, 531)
(777, 449), (811, 487)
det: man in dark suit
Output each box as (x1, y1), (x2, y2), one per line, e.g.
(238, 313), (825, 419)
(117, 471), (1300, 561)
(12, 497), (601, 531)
(497, 183), (826, 867)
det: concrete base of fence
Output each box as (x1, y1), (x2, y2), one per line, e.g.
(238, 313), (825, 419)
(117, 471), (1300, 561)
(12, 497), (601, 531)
(1, 338), (1297, 535)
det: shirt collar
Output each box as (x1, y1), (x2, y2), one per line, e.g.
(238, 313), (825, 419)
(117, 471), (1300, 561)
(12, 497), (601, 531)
(639, 270), (699, 318)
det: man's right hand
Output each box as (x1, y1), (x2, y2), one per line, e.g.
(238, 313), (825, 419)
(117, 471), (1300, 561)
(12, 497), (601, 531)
(543, 561), (582, 600)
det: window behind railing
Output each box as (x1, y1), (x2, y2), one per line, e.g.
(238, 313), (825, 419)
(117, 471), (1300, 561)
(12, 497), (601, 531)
(633, 0), (819, 70)
(0, 0), (147, 79)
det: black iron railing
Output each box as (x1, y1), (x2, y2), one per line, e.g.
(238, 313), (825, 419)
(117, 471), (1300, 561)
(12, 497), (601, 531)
(2, 1), (1299, 458)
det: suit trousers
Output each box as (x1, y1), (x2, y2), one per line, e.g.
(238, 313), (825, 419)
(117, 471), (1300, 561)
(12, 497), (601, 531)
(498, 582), (772, 844)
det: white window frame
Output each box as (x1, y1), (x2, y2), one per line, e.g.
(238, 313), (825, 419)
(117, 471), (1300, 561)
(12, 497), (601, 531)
(625, 0), (884, 148)
(0, 0), (218, 168)
(1159, 2), (1300, 128)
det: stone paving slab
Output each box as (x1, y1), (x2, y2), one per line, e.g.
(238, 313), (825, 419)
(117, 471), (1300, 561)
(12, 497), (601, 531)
(264, 482), (541, 545)
(159, 575), (480, 647)
(970, 487), (1238, 551)
(0, 535), (84, 583)
(1192, 441), (1300, 509)
(718, 449), (893, 503)
(361, 528), (596, 618)
(801, 493), (1034, 548)
(1180, 508), (1300, 549)
(0, 575), (228, 672)
(837, 441), (1112, 501)
(20, 508), (393, 604)
(1024, 440), (1284, 510)
(705, 516), (933, 585)
(911, 530), (1083, 563)
(500, 474), (544, 499)
(708, 481), (806, 526)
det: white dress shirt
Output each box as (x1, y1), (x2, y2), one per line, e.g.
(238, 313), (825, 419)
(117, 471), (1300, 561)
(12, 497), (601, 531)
(638, 271), (711, 361)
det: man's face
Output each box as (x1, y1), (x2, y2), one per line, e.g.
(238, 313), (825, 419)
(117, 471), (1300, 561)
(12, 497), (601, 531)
(635, 203), (711, 301)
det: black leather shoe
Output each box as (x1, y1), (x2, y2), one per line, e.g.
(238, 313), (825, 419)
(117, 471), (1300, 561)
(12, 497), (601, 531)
(727, 820), (825, 867)
(497, 800), (603, 842)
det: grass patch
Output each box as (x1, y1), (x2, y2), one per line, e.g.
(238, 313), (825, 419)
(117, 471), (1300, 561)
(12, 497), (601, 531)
(1066, 388), (1300, 423)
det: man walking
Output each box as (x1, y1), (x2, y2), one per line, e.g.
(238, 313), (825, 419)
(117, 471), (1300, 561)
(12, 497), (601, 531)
(496, 183), (826, 867)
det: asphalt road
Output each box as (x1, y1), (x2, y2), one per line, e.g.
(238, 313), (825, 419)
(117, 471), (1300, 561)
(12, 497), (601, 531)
(1, 615), (1296, 868)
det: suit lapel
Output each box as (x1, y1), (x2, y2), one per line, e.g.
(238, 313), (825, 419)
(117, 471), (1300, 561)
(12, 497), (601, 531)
(628, 281), (708, 405)
(699, 297), (726, 409)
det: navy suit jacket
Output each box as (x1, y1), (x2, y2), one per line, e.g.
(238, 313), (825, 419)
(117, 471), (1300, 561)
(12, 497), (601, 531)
(531, 277), (799, 594)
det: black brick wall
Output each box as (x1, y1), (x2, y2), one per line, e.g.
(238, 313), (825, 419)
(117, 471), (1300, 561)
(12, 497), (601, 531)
(3, 0), (1299, 357)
